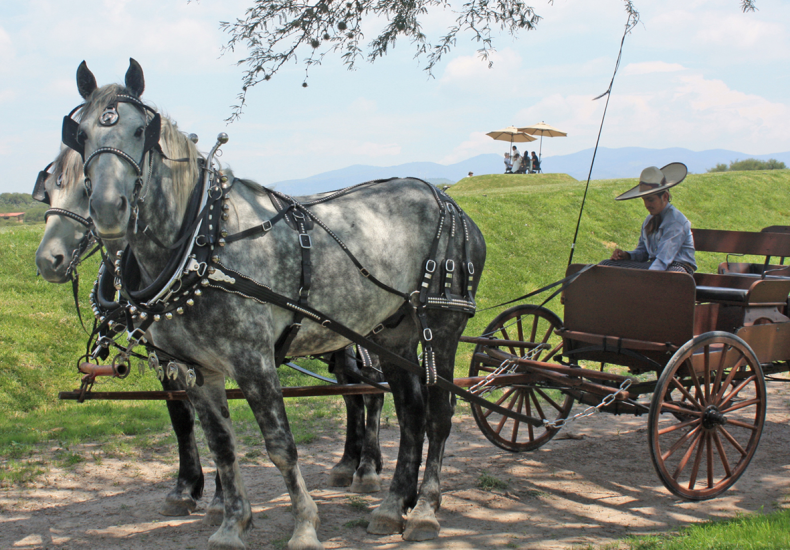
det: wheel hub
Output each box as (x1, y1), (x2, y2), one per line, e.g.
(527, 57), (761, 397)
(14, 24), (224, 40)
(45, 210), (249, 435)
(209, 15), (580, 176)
(702, 404), (727, 429)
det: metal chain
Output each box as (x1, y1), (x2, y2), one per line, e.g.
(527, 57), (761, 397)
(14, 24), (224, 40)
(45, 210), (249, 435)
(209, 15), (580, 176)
(543, 378), (632, 430)
(470, 344), (549, 396)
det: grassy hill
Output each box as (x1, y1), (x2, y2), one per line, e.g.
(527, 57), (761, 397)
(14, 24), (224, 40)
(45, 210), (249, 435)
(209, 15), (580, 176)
(2, 169), (790, 480)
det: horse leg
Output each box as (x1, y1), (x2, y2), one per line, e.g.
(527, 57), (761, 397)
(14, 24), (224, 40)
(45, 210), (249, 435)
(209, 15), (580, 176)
(204, 471), (225, 526)
(349, 365), (383, 494)
(327, 349), (364, 488)
(188, 371), (252, 550)
(403, 329), (462, 541)
(402, 385), (454, 540)
(236, 363), (323, 550)
(367, 358), (425, 535)
(157, 375), (205, 517)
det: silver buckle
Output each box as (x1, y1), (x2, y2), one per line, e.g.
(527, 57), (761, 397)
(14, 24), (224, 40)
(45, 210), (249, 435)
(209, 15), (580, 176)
(262, 220), (273, 232)
(299, 234), (312, 249)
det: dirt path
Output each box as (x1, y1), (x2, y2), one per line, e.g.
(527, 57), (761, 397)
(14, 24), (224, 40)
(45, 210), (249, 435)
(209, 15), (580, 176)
(2, 380), (789, 550)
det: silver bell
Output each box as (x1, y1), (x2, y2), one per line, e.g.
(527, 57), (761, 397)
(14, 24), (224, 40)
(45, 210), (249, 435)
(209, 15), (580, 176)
(186, 368), (197, 388)
(167, 361), (179, 380)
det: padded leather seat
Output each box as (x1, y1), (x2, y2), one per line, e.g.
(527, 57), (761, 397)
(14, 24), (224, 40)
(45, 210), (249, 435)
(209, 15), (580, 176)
(695, 285), (749, 303)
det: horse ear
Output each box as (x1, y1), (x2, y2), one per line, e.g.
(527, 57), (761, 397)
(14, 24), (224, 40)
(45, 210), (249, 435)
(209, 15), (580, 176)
(125, 58), (145, 97)
(76, 61), (97, 100)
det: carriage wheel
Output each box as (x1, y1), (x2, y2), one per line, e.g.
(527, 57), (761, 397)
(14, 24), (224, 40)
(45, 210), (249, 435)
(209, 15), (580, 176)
(648, 331), (766, 500)
(469, 305), (574, 452)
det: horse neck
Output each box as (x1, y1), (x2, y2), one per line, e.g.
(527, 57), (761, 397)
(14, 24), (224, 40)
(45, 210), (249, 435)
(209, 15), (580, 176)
(128, 154), (196, 282)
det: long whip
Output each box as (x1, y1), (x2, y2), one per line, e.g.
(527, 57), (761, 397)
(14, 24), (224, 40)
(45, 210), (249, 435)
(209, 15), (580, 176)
(567, 6), (640, 267)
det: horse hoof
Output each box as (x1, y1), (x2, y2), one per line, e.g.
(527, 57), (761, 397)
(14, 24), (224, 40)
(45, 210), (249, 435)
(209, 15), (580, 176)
(403, 500), (440, 541)
(327, 465), (355, 487)
(366, 510), (404, 535)
(208, 532), (246, 550)
(349, 473), (381, 494)
(286, 531), (324, 550)
(403, 517), (440, 541)
(159, 496), (197, 516)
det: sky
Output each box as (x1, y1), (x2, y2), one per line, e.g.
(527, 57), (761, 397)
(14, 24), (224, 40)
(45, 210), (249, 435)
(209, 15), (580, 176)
(1, 0), (789, 194)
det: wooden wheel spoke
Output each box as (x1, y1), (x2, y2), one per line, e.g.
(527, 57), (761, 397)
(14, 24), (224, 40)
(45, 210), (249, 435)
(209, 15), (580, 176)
(482, 387), (517, 420)
(499, 326), (517, 357)
(720, 397), (761, 414)
(494, 390), (521, 435)
(706, 432), (715, 488)
(718, 375), (757, 410)
(661, 402), (703, 417)
(718, 425), (748, 456)
(713, 344), (729, 396)
(715, 357), (747, 403)
(517, 316), (525, 344)
(529, 389), (547, 421)
(658, 417), (700, 436)
(703, 347), (711, 403)
(685, 357), (707, 408)
(526, 390), (534, 441)
(529, 315), (538, 344)
(724, 418), (759, 431)
(662, 425), (701, 462)
(534, 387), (565, 413)
(712, 431), (733, 477)
(672, 429), (703, 481)
(669, 378), (702, 409)
(510, 391), (525, 442)
(543, 342), (564, 361)
(687, 432), (707, 490)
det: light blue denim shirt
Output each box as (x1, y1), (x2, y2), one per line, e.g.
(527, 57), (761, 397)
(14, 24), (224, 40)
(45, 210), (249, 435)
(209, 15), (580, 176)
(627, 203), (697, 271)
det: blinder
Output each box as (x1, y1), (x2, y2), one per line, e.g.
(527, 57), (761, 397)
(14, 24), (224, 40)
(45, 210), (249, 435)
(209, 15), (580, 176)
(32, 161), (55, 204)
(61, 96), (162, 165)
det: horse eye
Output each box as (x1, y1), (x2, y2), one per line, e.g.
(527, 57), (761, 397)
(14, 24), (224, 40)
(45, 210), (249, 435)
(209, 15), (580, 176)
(134, 127), (144, 138)
(77, 130), (87, 144)
(56, 173), (65, 187)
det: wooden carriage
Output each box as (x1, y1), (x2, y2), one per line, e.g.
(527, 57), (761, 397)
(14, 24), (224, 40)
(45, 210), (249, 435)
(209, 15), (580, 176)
(467, 226), (790, 500)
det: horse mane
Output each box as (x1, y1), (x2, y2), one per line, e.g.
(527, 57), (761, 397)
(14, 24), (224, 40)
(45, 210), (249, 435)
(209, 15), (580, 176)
(53, 146), (84, 192)
(80, 84), (201, 209)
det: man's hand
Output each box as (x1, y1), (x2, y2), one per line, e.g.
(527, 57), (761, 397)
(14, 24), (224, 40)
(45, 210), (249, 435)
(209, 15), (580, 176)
(611, 249), (630, 261)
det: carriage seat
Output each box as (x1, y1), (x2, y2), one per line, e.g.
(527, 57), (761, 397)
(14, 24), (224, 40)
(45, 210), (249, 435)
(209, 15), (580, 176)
(695, 285), (748, 303)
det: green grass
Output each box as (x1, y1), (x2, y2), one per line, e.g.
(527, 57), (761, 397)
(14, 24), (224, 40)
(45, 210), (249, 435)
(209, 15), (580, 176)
(613, 509), (790, 549)
(2, 170), (790, 542)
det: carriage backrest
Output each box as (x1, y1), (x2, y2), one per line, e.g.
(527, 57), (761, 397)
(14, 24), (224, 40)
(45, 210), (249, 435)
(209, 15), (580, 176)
(692, 228), (790, 258)
(563, 265), (696, 346)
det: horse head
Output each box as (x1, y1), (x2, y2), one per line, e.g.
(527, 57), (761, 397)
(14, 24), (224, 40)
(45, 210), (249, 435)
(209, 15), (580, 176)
(68, 59), (162, 241)
(34, 147), (93, 283)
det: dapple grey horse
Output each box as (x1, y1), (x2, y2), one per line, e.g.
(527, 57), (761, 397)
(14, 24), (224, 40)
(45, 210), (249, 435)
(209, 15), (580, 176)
(69, 59), (485, 549)
(34, 149), (386, 523)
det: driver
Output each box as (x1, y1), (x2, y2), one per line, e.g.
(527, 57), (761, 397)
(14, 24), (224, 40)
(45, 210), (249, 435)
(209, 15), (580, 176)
(601, 163), (696, 274)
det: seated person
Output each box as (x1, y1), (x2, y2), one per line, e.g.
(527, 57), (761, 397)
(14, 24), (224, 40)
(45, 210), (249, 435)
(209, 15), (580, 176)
(511, 152), (522, 174)
(504, 153), (512, 173)
(600, 163), (696, 274)
(530, 152), (540, 173)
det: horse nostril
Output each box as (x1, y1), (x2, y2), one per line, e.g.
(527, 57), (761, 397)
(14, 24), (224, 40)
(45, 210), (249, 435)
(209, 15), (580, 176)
(118, 195), (128, 213)
(52, 254), (64, 269)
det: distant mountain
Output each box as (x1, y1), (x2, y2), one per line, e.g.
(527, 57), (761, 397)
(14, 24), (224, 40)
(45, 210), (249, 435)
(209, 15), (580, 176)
(271, 147), (790, 195)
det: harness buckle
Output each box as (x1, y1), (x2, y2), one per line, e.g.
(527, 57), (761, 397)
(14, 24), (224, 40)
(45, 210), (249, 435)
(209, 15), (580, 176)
(299, 286), (310, 299)
(423, 328), (433, 342)
(467, 262), (475, 275)
(292, 209), (306, 220)
(299, 234), (312, 249)
(261, 220), (273, 232)
(445, 259), (455, 272)
(360, 267), (370, 278)
(425, 259), (436, 273)
(195, 235), (207, 247)
(372, 323), (385, 335)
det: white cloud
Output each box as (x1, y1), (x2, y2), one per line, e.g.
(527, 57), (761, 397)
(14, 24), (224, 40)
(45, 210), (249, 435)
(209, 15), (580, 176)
(622, 61), (686, 76)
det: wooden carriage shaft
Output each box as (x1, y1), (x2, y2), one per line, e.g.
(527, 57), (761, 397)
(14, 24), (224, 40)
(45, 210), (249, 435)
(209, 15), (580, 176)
(58, 374), (525, 401)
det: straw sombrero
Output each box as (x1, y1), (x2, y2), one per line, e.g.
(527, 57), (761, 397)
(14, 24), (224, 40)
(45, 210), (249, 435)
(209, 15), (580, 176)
(615, 163), (688, 201)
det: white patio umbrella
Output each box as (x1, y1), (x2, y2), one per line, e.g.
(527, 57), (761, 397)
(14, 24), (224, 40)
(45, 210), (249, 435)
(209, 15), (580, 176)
(486, 126), (537, 152)
(516, 121), (567, 161)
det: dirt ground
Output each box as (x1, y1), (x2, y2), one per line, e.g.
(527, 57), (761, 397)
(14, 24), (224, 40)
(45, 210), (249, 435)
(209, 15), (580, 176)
(2, 379), (790, 550)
